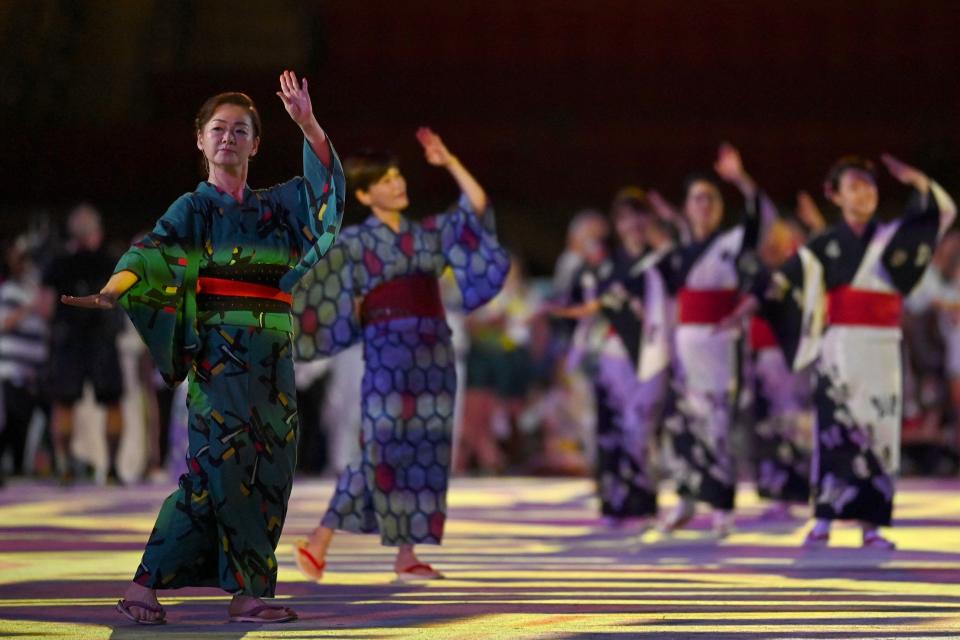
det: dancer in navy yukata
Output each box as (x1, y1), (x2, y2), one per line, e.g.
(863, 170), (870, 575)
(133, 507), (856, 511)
(724, 154), (956, 549)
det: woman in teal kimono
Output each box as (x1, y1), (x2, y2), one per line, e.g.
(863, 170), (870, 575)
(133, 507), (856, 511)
(290, 128), (509, 582)
(61, 71), (344, 625)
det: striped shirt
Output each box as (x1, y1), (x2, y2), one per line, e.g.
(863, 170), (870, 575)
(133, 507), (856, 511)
(0, 278), (49, 387)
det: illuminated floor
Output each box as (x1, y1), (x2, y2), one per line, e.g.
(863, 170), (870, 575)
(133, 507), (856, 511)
(1, 477), (959, 639)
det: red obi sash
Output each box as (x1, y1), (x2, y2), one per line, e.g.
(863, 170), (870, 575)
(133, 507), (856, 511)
(749, 317), (779, 350)
(827, 286), (901, 327)
(360, 273), (445, 326)
(677, 287), (740, 325)
(197, 276), (293, 305)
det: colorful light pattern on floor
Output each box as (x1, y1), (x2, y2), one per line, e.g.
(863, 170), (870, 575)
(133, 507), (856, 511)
(1, 477), (959, 638)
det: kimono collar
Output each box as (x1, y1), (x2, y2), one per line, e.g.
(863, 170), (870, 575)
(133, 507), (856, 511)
(365, 213), (410, 234)
(196, 181), (254, 206)
(839, 217), (878, 247)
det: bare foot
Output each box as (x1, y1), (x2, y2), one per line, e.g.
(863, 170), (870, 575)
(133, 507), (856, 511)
(120, 582), (164, 624)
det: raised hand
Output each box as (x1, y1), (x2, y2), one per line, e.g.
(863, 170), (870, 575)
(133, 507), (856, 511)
(61, 292), (117, 310)
(714, 142), (757, 198)
(881, 153), (930, 192)
(796, 190), (826, 233)
(714, 143), (746, 184)
(276, 70), (314, 129)
(416, 127), (456, 167)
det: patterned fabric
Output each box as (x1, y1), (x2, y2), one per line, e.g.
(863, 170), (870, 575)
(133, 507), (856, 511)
(117, 139), (344, 597)
(292, 196), (509, 546)
(595, 336), (664, 519)
(662, 327), (740, 511)
(811, 342), (898, 526)
(751, 348), (812, 504)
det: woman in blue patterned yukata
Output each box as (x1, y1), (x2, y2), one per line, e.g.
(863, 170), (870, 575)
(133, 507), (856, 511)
(61, 71), (344, 624)
(291, 128), (509, 582)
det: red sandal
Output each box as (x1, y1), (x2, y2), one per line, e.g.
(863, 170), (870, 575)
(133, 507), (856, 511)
(293, 539), (326, 581)
(395, 562), (445, 582)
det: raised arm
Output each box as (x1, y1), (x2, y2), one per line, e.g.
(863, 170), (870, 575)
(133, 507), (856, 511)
(416, 127), (488, 215)
(882, 153), (957, 235)
(277, 70), (331, 168)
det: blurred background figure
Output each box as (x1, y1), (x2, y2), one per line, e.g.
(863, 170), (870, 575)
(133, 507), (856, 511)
(902, 230), (960, 476)
(0, 238), (52, 485)
(42, 203), (126, 484)
(552, 209), (610, 302)
(458, 255), (538, 473)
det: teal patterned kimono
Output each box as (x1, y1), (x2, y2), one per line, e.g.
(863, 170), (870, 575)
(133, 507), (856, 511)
(116, 139), (343, 597)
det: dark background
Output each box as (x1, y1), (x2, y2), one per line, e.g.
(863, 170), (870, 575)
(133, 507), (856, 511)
(2, 1), (959, 273)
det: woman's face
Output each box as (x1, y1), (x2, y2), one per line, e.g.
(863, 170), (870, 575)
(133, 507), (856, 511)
(356, 167), (409, 213)
(196, 104), (259, 172)
(685, 180), (724, 236)
(831, 169), (878, 227)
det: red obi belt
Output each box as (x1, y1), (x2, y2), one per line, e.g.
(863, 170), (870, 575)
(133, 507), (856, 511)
(196, 277), (293, 315)
(749, 316), (779, 350)
(827, 286), (901, 327)
(360, 273), (445, 326)
(677, 287), (740, 325)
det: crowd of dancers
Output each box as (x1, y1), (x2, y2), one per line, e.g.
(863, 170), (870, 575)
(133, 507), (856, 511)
(0, 69), (956, 625)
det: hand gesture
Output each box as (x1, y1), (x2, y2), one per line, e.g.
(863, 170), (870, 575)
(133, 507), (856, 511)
(713, 295), (759, 334)
(881, 153), (930, 192)
(60, 292), (117, 310)
(276, 70), (314, 129)
(796, 190), (826, 233)
(648, 189), (681, 222)
(416, 127), (456, 167)
(714, 142), (746, 184)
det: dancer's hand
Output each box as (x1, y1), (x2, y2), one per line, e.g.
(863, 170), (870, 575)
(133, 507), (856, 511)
(714, 143), (745, 182)
(648, 189), (681, 222)
(714, 295), (759, 334)
(715, 142), (757, 198)
(417, 126), (488, 213)
(796, 190), (826, 233)
(61, 270), (137, 309)
(881, 153), (930, 193)
(61, 291), (117, 310)
(277, 70), (315, 129)
(416, 127), (456, 167)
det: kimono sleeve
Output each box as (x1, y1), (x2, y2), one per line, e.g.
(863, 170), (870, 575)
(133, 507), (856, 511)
(882, 181), (958, 295)
(737, 189), (777, 295)
(274, 138), (346, 291)
(291, 240), (361, 360)
(431, 193), (511, 311)
(114, 194), (200, 386)
(757, 246), (826, 371)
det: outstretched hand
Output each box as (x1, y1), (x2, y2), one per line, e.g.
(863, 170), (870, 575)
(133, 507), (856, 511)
(276, 70), (314, 129)
(881, 153), (930, 192)
(60, 292), (117, 310)
(416, 127), (456, 167)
